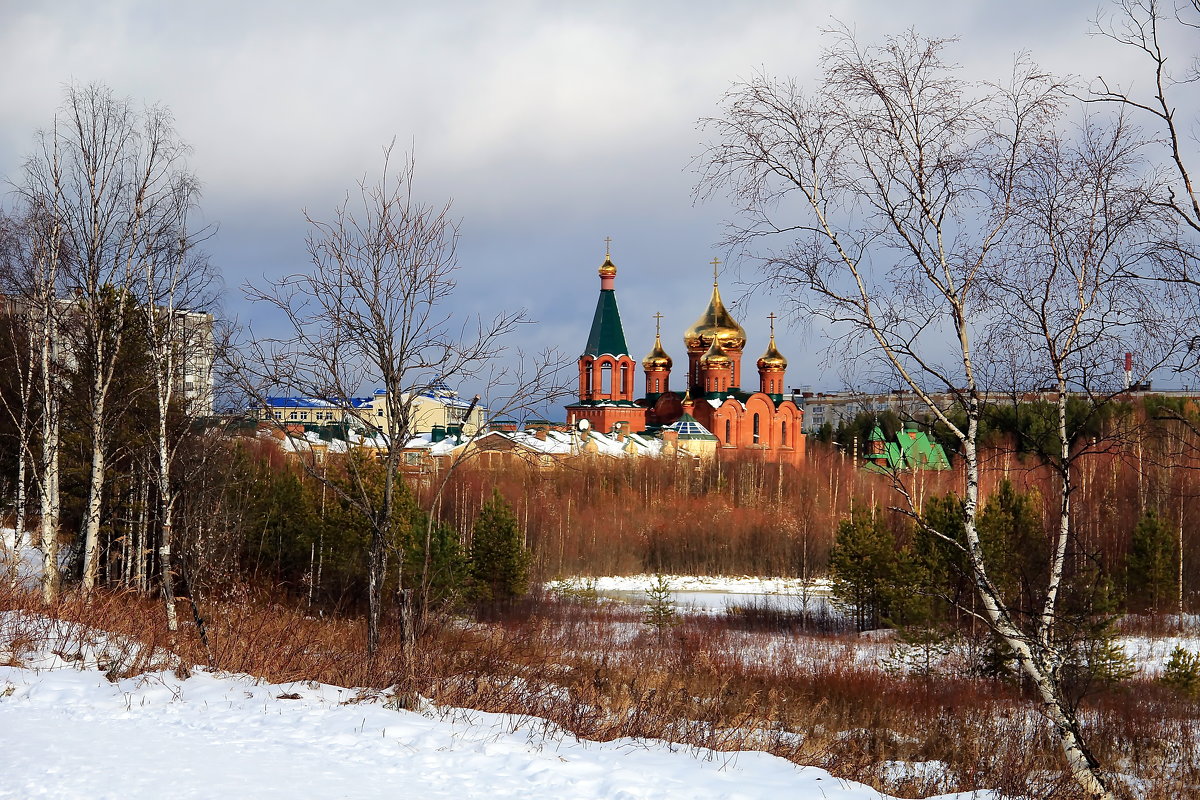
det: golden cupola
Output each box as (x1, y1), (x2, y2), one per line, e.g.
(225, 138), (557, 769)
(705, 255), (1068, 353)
(643, 333), (672, 370)
(684, 268), (746, 352)
(700, 336), (733, 367)
(757, 334), (788, 370)
(598, 255), (617, 279)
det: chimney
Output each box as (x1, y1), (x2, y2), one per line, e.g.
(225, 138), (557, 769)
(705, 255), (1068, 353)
(1124, 352), (1133, 390)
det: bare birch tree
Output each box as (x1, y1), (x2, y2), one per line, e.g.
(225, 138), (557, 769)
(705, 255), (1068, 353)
(140, 207), (216, 632)
(1093, 0), (1200, 238)
(980, 111), (1190, 705)
(0, 214), (41, 584)
(22, 83), (199, 593)
(238, 146), (556, 667)
(7, 181), (69, 604)
(697, 30), (1143, 799)
(1091, 0), (1200, 618)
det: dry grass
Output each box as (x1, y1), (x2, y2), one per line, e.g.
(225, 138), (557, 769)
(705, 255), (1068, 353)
(1, 582), (1196, 799)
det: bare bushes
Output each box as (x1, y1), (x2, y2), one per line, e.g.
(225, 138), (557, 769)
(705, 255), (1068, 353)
(2, 581), (1197, 798)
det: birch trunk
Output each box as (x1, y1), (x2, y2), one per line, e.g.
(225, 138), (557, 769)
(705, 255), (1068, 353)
(154, 375), (179, 632)
(38, 314), (61, 604)
(960, 433), (1113, 800)
(80, 401), (108, 591)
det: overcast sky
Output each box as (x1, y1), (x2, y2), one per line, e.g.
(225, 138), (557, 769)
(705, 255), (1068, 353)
(0, 1), (1185, 409)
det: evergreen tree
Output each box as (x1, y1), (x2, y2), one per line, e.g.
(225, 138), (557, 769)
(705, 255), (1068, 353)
(468, 489), (530, 603)
(828, 507), (926, 630)
(913, 492), (969, 622)
(975, 481), (1047, 616)
(1127, 510), (1178, 613)
(405, 517), (466, 611)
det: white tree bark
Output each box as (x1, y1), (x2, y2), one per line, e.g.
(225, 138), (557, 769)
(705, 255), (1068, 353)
(695, 31), (1164, 798)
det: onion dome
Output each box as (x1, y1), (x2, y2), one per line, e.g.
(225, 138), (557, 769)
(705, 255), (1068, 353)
(684, 281), (746, 351)
(598, 254), (617, 278)
(757, 333), (788, 370)
(642, 333), (672, 370)
(700, 335), (732, 367)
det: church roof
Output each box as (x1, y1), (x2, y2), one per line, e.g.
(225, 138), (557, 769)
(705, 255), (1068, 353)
(757, 333), (787, 370)
(642, 333), (672, 370)
(666, 413), (719, 440)
(684, 281), (746, 351)
(583, 289), (630, 358)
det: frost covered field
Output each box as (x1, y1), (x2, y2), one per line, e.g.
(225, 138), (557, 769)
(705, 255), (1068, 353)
(0, 613), (988, 800)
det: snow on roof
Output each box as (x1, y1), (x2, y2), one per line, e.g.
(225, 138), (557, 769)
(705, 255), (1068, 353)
(265, 391), (479, 412)
(265, 396), (372, 410)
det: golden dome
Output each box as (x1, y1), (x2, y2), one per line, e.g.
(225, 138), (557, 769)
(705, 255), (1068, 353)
(684, 282), (746, 351)
(598, 255), (617, 279)
(699, 336), (732, 367)
(757, 334), (788, 370)
(642, 334), (673, 370)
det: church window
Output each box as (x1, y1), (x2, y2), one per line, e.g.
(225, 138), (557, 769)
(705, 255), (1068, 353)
(585, 363), (593, 395)
(781, 420), (788, 446)
(753, 413), (761, 443)
(654, 378), (660, 392)
(724, 419), (731, 443)
(621, 364), (630, 396)
(601, 363), (612, 395)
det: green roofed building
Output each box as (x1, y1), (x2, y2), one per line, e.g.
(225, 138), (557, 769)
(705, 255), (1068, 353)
(862, 421), (951, 473)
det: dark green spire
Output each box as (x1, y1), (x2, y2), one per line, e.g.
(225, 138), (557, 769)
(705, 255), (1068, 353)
(583, 289), (629, 357)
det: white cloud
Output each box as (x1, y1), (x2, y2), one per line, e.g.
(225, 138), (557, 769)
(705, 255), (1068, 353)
(1, 0), (1191, 397)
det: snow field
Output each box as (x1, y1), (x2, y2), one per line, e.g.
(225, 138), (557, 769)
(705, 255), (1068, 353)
(0, 635), (949, 800)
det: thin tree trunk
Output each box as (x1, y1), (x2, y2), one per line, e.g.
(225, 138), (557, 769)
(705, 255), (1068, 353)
(137, 473), (149, 592)
(38, 310), (61, 604)
(81, 415), (107, 591)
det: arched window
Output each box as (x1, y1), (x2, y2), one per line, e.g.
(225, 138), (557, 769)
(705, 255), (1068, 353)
(654, 377), (660, 392)
(724, 419), (731, 443)
(601, 363), (612, 395)
(753, 413), (761, 444)
(585, 361), (594, 395)
(620, 363), (630, 396)
(781, 420), (788, 446)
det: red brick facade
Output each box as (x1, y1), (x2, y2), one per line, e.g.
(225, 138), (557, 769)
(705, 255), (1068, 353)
(564, 251), (805, 464)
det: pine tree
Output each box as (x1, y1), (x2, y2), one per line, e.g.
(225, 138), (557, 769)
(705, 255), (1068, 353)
(829, 507), (925, 630)
(468, 489), (530, 603)
(1127, 511), (1178, 613)
(642, 572), (679, 631)
(975, 480), (1047, 614)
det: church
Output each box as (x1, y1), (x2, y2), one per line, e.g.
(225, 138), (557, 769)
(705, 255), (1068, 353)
(565, 247), (805, 465)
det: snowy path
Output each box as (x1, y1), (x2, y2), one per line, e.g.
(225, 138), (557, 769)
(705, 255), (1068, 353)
(0, 663), (909, 800)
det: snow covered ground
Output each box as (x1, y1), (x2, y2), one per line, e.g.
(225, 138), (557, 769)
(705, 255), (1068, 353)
(3, 540), (1192, 799)
(587, 575), (833, 595)
(0, 613), (1001, 800)
(551, 574), (839, 615)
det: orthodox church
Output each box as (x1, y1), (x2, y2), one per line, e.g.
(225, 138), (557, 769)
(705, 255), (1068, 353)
(565, 248), (805, 465)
